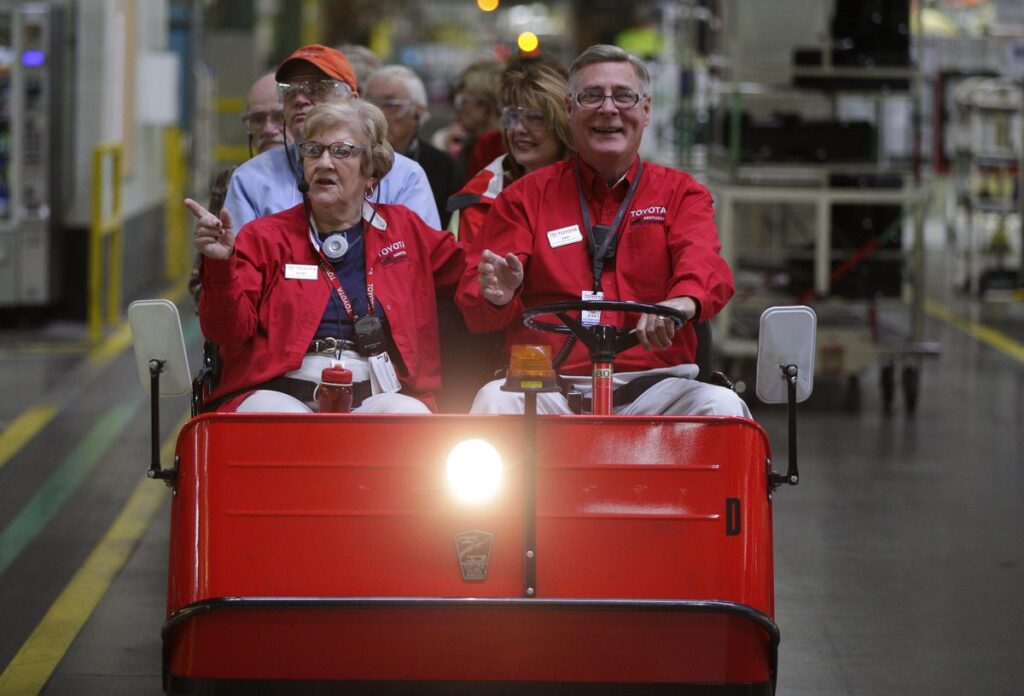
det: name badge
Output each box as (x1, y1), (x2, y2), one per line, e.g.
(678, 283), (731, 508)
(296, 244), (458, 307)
(581, 290), (604, 326)
(368, 352), (401, 394)
(285, 264), (319, 280)
(546, 225), (583, 248)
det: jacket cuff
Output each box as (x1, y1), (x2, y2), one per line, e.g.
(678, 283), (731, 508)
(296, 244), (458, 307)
(202, 256), (234, 284)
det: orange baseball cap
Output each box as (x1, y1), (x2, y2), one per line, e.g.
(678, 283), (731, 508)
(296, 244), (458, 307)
(275, 44), (358, 92)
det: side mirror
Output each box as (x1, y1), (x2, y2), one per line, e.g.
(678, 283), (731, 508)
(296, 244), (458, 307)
(756, 305), (816, 405)
(128, 299), (191, 484)
(755, 306), (816, 489)
(128, 299), (191, 396)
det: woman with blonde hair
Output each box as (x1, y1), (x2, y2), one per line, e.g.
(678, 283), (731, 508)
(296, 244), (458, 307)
(439, 56), (574, 410)
(447, 55), (574, 244)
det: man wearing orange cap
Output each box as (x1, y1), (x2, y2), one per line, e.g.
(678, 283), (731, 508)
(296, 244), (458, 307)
(214, 44), (440, 234)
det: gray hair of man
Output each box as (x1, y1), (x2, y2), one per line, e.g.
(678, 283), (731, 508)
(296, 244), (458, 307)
(302, 99), (395, 182)
(568, 44), (652, 97)
(366, 64), (431, 124)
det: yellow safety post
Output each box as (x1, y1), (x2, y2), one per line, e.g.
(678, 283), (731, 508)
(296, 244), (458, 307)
(213, 95), (249, 166)
(164, 127), (190, 279)
(301, 0), (322, 46)
(89, 143), (123, 344)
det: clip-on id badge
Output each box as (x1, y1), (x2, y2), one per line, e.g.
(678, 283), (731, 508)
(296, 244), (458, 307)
(581, 290), (604, 326)
(368, 352), (401, 394)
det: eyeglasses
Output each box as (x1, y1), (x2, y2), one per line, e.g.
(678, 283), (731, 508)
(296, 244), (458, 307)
(572, 89), (644, 109)
(241, 110), (285, 130)
(277, 79), (352, 102)
(297, 140), (365, 161)
(371, 98), (414, 116)
(500, 106), (548, 130)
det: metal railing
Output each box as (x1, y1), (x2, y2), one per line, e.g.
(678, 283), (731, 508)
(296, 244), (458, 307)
(89, 142), (123, 343)
(164, 127), (191, 279)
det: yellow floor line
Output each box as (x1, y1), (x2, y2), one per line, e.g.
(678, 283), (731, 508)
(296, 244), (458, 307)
(84, 321), (134, 373)
(0, 412), (186, 696)
(0, 405), (57, 472)
(0, 279), (190, 473)
(925, 298), (1024, 363)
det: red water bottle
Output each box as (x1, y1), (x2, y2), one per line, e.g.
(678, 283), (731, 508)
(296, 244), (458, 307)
(317, 367), (353, 413)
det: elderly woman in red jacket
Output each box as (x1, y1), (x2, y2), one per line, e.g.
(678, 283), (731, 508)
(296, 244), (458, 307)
(187, 100), (464, 413)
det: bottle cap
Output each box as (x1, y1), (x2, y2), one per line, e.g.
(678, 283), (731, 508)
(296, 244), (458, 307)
(321, 367), (353, 384)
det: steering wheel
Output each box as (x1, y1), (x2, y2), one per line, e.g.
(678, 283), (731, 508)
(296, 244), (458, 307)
(521, 299), (687, 363)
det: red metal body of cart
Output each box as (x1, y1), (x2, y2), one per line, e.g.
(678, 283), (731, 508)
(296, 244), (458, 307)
(163, 413), (777, 695)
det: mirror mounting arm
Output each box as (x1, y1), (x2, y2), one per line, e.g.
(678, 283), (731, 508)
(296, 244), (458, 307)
(770, 363), (800, 489)
(147, 359), (178, 484)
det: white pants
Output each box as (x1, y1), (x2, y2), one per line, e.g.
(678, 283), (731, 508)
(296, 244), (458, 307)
(469, 365), (750, 417)
(236, 353), (431, 414)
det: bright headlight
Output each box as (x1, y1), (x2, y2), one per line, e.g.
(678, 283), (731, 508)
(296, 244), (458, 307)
(446, 439), (503, 504)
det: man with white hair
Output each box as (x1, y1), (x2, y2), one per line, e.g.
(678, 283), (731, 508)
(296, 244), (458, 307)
(365, 64), (464, 229)
(457, 44), (749, 417)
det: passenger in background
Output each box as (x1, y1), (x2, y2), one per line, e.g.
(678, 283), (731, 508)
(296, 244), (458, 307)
(365, 65), (464, 229)
(187, 100), (465, 414)
(438, 57), (573, 412)
(241, 71), (287, 159)
(457, 44), (749, 417)
(216, 44), (439, 237)
(447, 56), (573, 243)
(451, 59), (505, 177)
(190, 71), (285, 306)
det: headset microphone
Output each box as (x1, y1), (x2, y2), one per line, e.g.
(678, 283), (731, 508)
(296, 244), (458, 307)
(298, 179), (310, 194)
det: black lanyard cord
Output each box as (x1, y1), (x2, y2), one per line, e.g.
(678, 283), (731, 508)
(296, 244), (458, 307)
(575, 160), (644, 292)
(554, 161), (643, 369)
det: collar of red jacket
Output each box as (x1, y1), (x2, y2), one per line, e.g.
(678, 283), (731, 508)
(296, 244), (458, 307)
(575, 155), (642, 196)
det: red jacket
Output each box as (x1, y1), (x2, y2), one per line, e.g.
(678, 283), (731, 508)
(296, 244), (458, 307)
(447, 155), (507, 246)
(455, 156), (734, 375)
(200, 203), (465, 410)
(467, 129), (506, 178)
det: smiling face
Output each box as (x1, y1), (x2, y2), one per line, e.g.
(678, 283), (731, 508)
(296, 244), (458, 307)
(503, 106), (562, 174)
(301, 124), (371, 226)
(567, 61), (650, 182)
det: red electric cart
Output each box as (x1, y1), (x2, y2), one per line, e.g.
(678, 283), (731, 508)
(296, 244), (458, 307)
(129, 299), (816, 695)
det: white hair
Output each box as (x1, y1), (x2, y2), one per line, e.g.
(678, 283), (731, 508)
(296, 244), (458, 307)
(367, 64), (429, 110)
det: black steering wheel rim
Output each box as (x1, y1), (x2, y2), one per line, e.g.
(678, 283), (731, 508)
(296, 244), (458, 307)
(521, 299), (686, 335)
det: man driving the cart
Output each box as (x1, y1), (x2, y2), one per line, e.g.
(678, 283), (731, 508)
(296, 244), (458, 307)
(457, 44), (750, 417)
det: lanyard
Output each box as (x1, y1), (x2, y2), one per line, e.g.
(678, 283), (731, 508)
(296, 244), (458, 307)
(308, 225), (374, 321)
(575, 159), (643, 292)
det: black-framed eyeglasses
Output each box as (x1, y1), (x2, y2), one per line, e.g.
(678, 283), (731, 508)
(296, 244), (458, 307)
(499, 106), (548, 130)
(277, 79), (352, 102)
(241, 110), (285, 130)
(297, 140), (365, 160)
(572, 89), (644, 109)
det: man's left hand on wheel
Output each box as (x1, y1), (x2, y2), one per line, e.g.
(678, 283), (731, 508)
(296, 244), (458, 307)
(634, 297), (695, 352)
